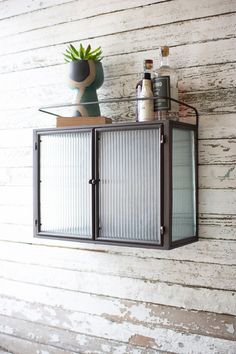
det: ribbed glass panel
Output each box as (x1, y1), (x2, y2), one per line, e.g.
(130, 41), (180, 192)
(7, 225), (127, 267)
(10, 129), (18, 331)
(40, 132), (92, 237)
(98, 128), (161, 243)
(172, 128), (196, 241)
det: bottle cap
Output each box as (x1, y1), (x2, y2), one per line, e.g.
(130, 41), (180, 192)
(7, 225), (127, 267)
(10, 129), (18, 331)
(161, 46), (169, 57)
(144, 59), (153, 64)
(143, 72), (151, 80)
(144, 59), (153, 70)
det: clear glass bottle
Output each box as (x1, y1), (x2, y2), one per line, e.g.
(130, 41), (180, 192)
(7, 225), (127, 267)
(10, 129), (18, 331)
(153, 46), (179, 120)
(138, 72), (154, 122)
(136, 59), (153, 121)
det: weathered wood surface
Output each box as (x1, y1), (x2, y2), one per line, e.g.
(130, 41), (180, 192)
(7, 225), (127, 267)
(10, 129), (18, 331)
(0, 0), (235, 57)
(0, 236), (233, 263)
(0, 332), (169, 354)
(0, 245), (236, 292)
(0, 0), (236, 352)
(0, 261), (235, 316)
(0, 10), (235, 75)
(199, 214), (236, 240)
(0, 0), (74, 20)
(0, 307), (235, 353)
(0, 294), (235, 342)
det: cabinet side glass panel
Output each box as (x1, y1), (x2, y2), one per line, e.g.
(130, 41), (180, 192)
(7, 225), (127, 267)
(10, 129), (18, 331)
(39, 132), (92, 237)
(98, 128), (161, 243)
(172, 128), (196, 241)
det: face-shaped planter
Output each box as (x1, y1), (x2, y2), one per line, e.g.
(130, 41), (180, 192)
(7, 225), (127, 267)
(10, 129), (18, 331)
(69, 60), (104, 117)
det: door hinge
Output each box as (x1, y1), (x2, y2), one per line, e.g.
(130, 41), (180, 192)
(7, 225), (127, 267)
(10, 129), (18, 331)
(160, 226), (165, 235)
(160, 134), (166, 144)
(35, 219), (38, 227)
(35, 142), (38, 150)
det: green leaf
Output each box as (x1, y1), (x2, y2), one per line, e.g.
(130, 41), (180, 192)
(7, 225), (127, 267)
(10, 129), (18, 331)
(85, 44), (91, 58)
(63, 53), (73, 60)
(89, 46), (101, 55)
(79, 43), (85, 59)
(69, 44), (79, 56)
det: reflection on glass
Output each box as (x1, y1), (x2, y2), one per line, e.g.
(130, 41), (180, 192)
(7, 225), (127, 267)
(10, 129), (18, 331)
(98, 128), (161, 243)
(40, 132), (92, 237)
(172, 128), (196, 242)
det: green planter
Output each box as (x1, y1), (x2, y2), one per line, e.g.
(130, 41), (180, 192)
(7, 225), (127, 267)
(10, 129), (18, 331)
(69, 59), (104, 117)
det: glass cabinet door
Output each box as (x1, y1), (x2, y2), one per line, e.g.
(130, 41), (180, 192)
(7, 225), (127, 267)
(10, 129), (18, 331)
(97, 127), (162, 244)
(39, 131), (92, 237)
(172, 127), (196, 242)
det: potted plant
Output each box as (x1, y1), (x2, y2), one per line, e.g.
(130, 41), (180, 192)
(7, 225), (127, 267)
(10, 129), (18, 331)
(64, 43), (104, 117)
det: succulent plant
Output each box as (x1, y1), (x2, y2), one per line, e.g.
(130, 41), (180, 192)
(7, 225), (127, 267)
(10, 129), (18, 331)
(63, 43), (103, 62)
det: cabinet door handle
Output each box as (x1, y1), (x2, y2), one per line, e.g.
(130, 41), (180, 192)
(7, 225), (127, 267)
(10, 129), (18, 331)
(88, 179), (100, 185)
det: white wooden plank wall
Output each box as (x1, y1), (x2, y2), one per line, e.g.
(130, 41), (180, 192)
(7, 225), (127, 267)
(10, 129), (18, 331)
(0, 0), (235, 353)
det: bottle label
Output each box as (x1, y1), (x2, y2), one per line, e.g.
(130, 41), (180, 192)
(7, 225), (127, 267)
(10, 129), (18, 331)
(153, 76), (171, 111)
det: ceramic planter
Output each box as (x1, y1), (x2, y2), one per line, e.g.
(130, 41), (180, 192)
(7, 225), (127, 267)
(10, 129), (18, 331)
(69, 60), (104, 117)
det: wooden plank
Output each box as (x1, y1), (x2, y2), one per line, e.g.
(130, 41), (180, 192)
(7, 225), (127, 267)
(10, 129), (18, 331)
(0, 147), (32, 167)
(0, 0), (165, 38)
(180, 87), (236, 115)
(199, 139), (236, 165)
(0, 233), (233, 292)
(199, 165), (236, 189)
(0, 224), (32, 242)
(0, 129), (32, 148)
(0, 167), (32, 187)
(199, 189), (236, 214)
(0, 333), (77, 354)
(0, 0), (235, 57)
(1, 294), (235, 342)
(1, 236), (236, 266)
(0, 66), (236, 114)
(0, 280), (236, 351)
(199, 215), (236, 240)
(0, 0), (73, 19)
(0, 314), (169, 354)
(0, 308), (235, 353)
(57, 116), (112, 127)
(199, 114), (236, 140)
(1, 60), (235, 103)
(0, 249), (235, 294)
(0, 240), (236, 290)
(0, 186), (32, 206)
(0, 84), (235, 117)
(0, 206), (32, 225)
(0, 108), (55, 130)
(0, 14), (235, 75)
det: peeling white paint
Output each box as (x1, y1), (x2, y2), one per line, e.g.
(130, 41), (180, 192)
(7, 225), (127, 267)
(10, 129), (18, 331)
(225, 324), (235, 334)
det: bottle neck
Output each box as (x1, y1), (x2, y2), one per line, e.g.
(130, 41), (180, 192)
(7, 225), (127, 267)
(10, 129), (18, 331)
(142, 78), (152, 91)
(160, 55), (169, 67)
(143, 78), (151, 85)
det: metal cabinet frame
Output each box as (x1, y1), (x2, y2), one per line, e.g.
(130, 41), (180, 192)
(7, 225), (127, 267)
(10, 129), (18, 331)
(33, 117), (198, 250)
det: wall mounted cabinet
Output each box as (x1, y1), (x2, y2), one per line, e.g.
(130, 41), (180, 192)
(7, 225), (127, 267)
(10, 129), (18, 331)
(33, 121), (198, 249)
